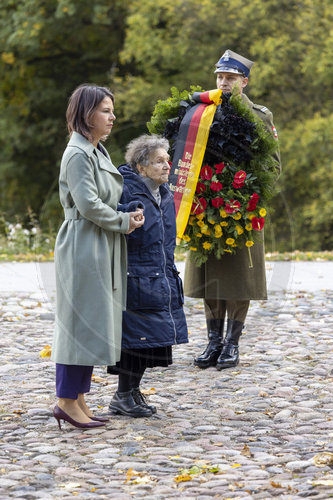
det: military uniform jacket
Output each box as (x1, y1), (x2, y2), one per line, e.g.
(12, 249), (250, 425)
(184, 93), (281, 301)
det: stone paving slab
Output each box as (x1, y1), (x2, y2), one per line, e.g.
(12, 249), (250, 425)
(0, 288), (333, 499)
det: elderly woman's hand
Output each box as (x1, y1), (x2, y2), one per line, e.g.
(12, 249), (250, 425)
(127, 209), (145, 234)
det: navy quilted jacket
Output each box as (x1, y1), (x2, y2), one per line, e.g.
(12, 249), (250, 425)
(119, 164), (188, 349)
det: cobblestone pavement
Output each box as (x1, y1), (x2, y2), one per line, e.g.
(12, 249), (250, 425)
(1, 287), (333, 499)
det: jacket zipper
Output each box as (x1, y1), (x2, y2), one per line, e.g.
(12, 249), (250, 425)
(159, 205), (177, 344)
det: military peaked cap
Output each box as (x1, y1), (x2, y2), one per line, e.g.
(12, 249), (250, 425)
(214, 49), (254, 77)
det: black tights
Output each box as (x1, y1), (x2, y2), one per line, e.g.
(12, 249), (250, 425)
(117, 365), (146, 393)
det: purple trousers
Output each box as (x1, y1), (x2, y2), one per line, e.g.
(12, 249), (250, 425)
(56, 364), (93, 399)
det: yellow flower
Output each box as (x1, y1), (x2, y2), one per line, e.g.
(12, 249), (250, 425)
(247, 213), (255, 220)
(196, 213), (205, 220)
(202, 241), (212, 250)
(190, 247), (197, 251)
(201, 225), (211, 236)
(245, 223), (252, 231)
(232, 243), (237, 247)
(188, 216), (195, 226)
(235, 225), (244, 235)
(182, 234), (191, 242)
(194, 232), (202, 238)
(226, 238), (235, 245)
(232, 212), (242, 220)
(219, 209), (228, 218)
(214, 225), (223, 238)
(259, 208), (266, 217)
(208, 219), (215, 225)
(220, 221), (228, 227)
(197, 220), (205, 228)
(224, 249), (233, 253)
(246, 240), (254, 247)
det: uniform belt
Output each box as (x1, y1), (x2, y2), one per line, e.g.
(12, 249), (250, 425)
(64, 207), (82, 220)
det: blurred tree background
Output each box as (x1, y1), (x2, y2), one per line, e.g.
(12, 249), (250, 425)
(0, 0), (332, 251)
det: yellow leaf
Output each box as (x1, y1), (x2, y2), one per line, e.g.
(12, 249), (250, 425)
(231, 464), (242, 468)
(125, 468), (135, 482)
(39, 345), (52, 358)
(270, 480), (282, 488)
(174, 473), (192, 483)
(169, 455), (181, 459)
(313, 452), (333, 467)
(141, 388), (156, 395)
(311, 480), (333, 486)
(91, 374), (108, 384)
(132, 475), (151, 484)
(133, 436), (144, 441)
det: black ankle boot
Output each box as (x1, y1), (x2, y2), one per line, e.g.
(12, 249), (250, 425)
(194, 318), (224, 369)
(216, 319), (243, 370)
(109, 391), (152, 417)
(132, 388), (157, 414)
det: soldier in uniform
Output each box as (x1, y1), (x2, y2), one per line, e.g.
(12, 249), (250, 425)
(184, 50), (281, 370)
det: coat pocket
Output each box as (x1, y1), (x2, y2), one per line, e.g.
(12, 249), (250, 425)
(126, 272), (169, 310)
(172, 266), (184, 306)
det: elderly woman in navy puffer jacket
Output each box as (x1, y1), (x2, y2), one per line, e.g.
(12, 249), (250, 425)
(107, 135), (188, 417)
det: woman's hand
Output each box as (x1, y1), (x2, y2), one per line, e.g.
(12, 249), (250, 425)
(127, 209), (145, 234)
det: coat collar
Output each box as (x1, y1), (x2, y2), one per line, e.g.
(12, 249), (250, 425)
(68, 132), (120, 175)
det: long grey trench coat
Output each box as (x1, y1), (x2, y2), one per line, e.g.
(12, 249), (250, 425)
(51, 132), (130, 366)
(184, 93), (281, 301)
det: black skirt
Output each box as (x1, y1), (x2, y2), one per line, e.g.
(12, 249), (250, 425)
(107, 346), (173, 376)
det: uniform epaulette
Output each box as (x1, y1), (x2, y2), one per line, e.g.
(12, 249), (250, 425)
(253, 104), (269, 114)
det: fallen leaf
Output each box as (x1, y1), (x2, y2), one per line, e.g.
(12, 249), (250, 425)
(270, 481), (282, 488)
(59, 483), (81, 489)
(39, 345), (52, 358)
(231, 464), (242, 468)
(311, 480), (333, 486)
(133, 436), (144, 441)
(131, 475), (152, 485)
(141, 388), (156, 395)
(313, 452), (333, 467)
(169, 455), (181, 459)
(241, 444), (252, 457)
(174, 473), (192, 483)
(91, 374), (108, 385)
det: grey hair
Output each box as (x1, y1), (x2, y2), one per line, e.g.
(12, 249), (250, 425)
(125, 134), (169, 173)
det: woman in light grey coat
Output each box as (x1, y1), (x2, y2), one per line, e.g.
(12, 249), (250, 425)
(51, 84), (144, 430)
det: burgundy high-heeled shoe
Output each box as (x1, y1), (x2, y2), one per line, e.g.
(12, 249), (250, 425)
(53, 405), (105, 430)
(90, 415), (109, 422)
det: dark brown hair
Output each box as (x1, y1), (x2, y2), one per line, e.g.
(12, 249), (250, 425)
(66, 84), (114, 140)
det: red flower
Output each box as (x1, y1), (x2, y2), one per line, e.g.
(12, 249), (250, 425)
(247, 193), (260, 211)
(196, 182), (206, 194)
(211, 197), (224, 208)
(225, 200), (241, 213)
(210, 180), (223, 191)
(215, 162), (225, 174)
(200, 165), (213, 180)
(191, 197), (207, 215)
(251, 216), (265, 231)
(232, 170), (246, 189)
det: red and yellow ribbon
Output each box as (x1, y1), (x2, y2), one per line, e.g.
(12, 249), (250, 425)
(168, 89), (222, 240)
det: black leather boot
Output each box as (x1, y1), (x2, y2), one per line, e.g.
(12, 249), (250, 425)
(109, 391), (152, 417)
(132, 388), (157, 414)
(216, 319), (243, 370)
(194, 318), (224, 368)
